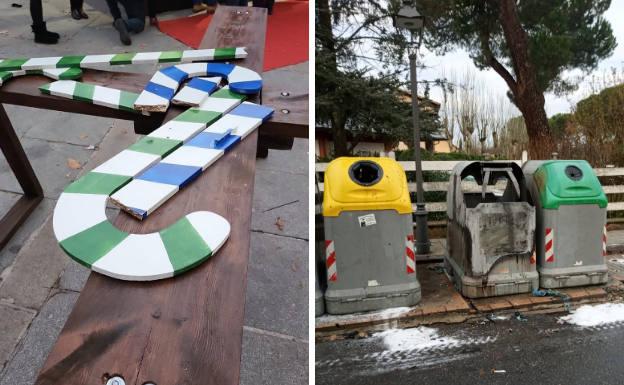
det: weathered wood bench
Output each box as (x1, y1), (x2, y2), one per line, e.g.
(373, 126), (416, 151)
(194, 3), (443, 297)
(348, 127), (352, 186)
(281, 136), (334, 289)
(0, 6), (307, 384)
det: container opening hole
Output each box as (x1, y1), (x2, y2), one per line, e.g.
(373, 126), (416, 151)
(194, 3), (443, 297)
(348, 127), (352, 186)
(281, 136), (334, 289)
(349, 161), (382, 186)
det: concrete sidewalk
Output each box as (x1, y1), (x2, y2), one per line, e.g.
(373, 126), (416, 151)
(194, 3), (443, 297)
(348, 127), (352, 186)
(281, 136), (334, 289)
(0, 1), (308, 384)
(316, 232), (624, 340)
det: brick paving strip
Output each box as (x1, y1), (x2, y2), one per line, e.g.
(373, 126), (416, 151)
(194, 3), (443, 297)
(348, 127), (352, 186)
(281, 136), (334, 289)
(315, 243), (614, 341)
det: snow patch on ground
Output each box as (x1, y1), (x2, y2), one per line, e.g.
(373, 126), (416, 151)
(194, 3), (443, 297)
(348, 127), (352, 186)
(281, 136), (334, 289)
(375, 326), (460, 351)
(559, 303), (624, 327)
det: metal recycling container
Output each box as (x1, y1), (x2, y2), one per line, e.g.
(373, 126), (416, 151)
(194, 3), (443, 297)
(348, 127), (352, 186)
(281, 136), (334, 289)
(523, 160), (608, 288)
(446, 161), (538, 298)
(322, 157), (421, 314)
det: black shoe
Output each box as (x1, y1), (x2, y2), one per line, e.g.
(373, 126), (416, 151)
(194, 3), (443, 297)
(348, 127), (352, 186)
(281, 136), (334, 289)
(79, 9), (89, 18)
(113, 18), (131, 45)
(31, 22), (59, 44)
(71, 8), (81, 20)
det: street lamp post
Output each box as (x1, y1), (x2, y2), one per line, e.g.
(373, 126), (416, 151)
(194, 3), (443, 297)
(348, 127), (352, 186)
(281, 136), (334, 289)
(394, 1), (430, 255)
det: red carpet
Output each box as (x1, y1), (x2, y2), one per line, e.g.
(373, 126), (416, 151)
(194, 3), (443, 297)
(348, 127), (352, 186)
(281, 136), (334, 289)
(157, 1), (309, 71)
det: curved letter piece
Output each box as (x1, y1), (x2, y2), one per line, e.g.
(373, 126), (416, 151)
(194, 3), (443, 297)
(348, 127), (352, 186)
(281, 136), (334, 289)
(134, 62), (262, 112)
(0, 67), (82, 86)
(52, 69), (273, 281)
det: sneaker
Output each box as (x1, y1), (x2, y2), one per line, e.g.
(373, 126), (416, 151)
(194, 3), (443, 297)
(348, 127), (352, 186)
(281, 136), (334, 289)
(113, 18), (131, 45)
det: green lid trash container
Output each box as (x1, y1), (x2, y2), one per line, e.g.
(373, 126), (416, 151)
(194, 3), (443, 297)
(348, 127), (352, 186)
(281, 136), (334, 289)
(322, 157), (421, 314)
(445, 161), (539, 298)
(523, 160), (608, 288)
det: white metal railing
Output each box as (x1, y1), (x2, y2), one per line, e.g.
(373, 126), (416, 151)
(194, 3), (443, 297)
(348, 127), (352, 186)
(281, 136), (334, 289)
(315, 160), (624, 220)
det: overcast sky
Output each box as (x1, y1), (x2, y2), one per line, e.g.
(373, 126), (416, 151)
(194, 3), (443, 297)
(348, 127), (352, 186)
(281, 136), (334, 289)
(417, 0), (624, 117)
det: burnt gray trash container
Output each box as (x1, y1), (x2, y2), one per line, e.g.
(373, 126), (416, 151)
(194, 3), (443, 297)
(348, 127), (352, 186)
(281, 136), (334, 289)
(446, 161), (538, 298)
(523, 160), (608, 288)
(322, 157), (421, 314)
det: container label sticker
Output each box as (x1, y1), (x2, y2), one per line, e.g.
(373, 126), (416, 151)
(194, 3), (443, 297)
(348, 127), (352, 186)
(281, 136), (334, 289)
(358, 213), (376, 227)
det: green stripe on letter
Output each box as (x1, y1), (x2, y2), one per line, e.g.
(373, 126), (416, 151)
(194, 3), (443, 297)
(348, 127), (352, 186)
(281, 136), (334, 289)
(60, 221), (129, 267)
(160, 217), (212, 274)
(64, 172), (131, 195)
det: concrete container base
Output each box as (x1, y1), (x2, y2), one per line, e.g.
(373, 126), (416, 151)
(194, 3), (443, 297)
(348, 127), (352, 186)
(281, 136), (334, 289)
(539, 265), (608, 289)
(324, 281), (421, 315)
(446, 256), (539, 298)
(315, 288), (325, 317)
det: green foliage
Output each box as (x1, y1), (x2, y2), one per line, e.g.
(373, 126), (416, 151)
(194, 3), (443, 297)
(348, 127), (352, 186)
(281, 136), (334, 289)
(315, 0), (442, 156)
(418, 0), (616, 96)
(572, 83), (624, 165)
(548, 113), (572, 137)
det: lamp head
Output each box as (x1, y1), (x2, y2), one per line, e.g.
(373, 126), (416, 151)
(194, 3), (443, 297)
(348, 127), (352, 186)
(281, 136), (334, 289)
(393, 1), (424, 32)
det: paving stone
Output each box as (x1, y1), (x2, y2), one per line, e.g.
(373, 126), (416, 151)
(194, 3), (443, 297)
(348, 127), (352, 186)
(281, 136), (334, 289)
(0, 220), (69, 310)
(562, 288), (589, 301)
(0, 304), (35, 373)
(251, 169), (308, 240)
(0, 192), (20, 220)
(0, 199), (55, 282)
(24, 111), (113, 146)
(256, 138), (307, 175)
(239, 328), (307, 385)
(585, 287), (607, 298)
(244, 233), (308, 340)
(488, 300), (513, 311)
(0, 138), (92, 198)
(58, 260), (90, 292)
(508, 295), (534, 308)
(529, 295), (555, 305)
(421, 304), (447, 315)
(0, 291), (79, 385)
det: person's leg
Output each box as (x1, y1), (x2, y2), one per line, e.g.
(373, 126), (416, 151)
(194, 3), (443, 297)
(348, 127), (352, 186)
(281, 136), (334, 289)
(70, 0), (88, 19)
(30, 0), (59, 44)
(122, 0), (145, 33)
(105, 0), (123, 19)
(30, 0), (43, 24)
(107, 0), (131, 45)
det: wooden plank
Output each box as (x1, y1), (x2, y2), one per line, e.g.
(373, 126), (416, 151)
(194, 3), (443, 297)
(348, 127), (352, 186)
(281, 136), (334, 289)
(608, 202), (624, 211)
(603, 185), (624, 194)
(260, 64), (309, 139)
(0, 103), (45, 250)
(34, 6), (267, 385)
(0, 52), (307, 140)
(317, 181), (450, 193)
(595, 168), (624, 177)
(315, 160), (523, 172)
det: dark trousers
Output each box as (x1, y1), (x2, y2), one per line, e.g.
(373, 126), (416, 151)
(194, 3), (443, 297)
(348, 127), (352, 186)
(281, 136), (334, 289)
(30, 0), (43, 24)
(105, 0), (145, 32)
(70, 0), (83, 10)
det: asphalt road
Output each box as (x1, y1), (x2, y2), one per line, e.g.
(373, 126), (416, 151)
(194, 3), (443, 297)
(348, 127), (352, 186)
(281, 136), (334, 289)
(316, 313), (624, 385)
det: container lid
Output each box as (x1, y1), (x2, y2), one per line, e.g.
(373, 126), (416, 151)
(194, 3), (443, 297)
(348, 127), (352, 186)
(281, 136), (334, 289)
(534, 160), (607, 209)
(322, 157), (412, 216)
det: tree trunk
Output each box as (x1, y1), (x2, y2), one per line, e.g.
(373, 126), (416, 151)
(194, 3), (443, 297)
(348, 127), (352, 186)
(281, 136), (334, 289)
(332, 121), (349, 156)
(484, 0), (555, 159)
(497, 0), (554, 159)
(515, 93), (554, 159)
(318, 0), (348, 157)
